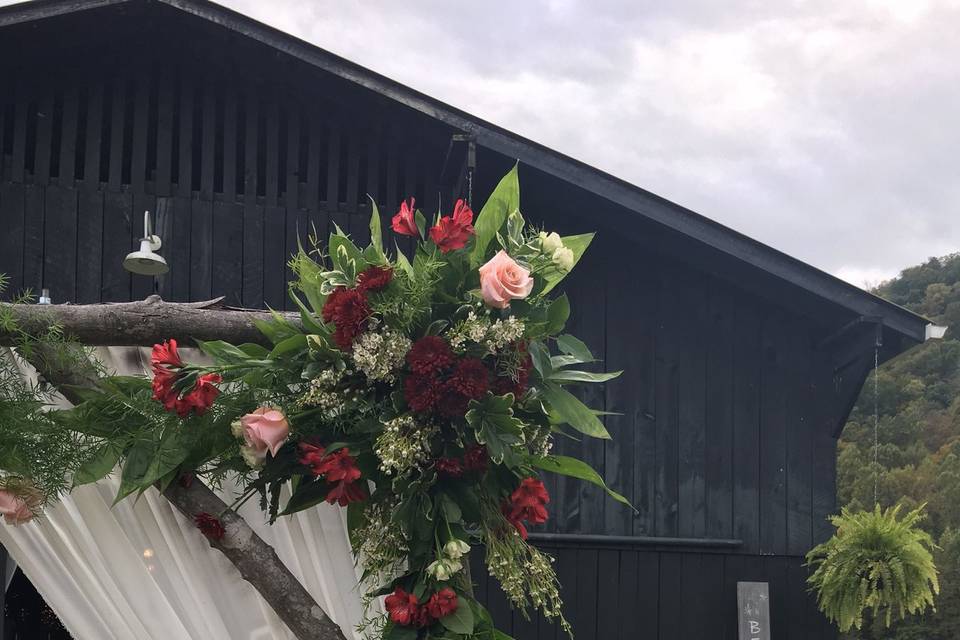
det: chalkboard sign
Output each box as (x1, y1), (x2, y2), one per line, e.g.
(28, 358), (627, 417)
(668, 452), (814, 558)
(737, 581), (771, 640)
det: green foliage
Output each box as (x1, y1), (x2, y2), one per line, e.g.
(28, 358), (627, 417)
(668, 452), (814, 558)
(837, 252), (960, 638)
(807, 504), (939, 632)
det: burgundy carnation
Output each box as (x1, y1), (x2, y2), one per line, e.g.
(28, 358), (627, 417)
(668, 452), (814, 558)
(322, 287), (371, 350)
(406, 336), (454, 375)
(404, 373), (442, 413)
(448, 358), (490, 400)
(463, 444), (489, 473)
(436, 386), (470, 418)
(194, 512), (225, 541)
(356, 266), (393, 292)
(435, 457), (464, 478)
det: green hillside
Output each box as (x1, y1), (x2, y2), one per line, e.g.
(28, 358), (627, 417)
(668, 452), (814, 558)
(839, 253), (960, 638)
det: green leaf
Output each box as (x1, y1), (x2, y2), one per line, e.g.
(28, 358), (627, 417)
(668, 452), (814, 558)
(368, 197), (385, 257)
(494, 631), (517, 640)
(540, 382), (610, 439)
(414, 209), (428, 240)
(548, 369), (622, 384)
(544, 294), (570, 335)
(383, 623), (418, 640)
(329, 229), (367, 276)
(539, 233), (593, 295)
(439, 598), (476, 635)
(269, 334), (308, 358)
(115, 427), (190, 503)
(528, 340), (552, 379)
(530, 454), (633, 508)
(440, 493), (463, 524)
(555, 334), (594, 364)
(465, 394), (524, 465)
(73, 443), (122, 487)
(281, 479), (330, 516)
(470, 165), (519, 266)
(197, 340), (255, 364)
(395, 247), (414, 278)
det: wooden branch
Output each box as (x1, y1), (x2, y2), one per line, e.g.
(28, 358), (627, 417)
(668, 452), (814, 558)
(14, 317), (348, 640)
(163, 481), (347, 640)
(0, 295), (301, 348)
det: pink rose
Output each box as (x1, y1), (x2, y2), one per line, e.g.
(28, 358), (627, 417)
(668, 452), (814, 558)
(240, 407), (290, 462)
(0, 489), (36, 526)
(478, 250), (534, 309)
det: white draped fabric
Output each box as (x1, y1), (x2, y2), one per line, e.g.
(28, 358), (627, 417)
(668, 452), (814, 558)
(0, 347), (369, 640)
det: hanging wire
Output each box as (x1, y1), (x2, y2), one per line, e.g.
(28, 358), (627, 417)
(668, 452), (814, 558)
(873, 344), (880, 505)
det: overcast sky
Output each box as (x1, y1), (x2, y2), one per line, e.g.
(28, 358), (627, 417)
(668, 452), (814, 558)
(12, 0), (960, 287)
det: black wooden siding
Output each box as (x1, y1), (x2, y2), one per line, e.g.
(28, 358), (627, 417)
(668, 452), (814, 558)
(0, 8), (842, 638)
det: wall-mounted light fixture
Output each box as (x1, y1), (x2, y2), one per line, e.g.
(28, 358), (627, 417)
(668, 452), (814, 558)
(123, 211), (168, 276)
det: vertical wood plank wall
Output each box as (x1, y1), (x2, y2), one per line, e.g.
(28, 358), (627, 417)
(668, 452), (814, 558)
(0, 41), (838, 640)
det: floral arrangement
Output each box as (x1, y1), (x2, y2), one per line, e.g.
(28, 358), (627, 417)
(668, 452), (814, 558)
(0, 167), (628, 639)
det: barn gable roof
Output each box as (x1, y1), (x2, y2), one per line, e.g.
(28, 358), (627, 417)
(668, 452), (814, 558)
(0, 0), (938, 349)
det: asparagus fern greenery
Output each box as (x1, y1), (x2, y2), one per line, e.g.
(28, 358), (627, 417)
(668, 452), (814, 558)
(806, 503), (939, 632)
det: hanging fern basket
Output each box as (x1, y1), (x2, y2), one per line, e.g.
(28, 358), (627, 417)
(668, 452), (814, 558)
(806, 503), (939, 632)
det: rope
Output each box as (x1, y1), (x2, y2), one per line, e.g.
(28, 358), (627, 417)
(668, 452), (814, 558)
(874, 344), (880, 505)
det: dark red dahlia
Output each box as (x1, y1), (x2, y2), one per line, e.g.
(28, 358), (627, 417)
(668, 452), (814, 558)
(448, 357), (490, 399)
(194, 512), (225, 541)
(406, 336), (454, 375)
(356, 265), (393, 292)
(435, 457), (464, 478)
(463, 444), (489, 473)
(404, 373), (442, 413)
(385, 587), (422, 627)
(436, 387), (470, 418)
(426, 588), (458, 619)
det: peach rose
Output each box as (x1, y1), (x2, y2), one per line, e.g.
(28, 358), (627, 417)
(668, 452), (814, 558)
(240, 407), (290, 463)
(478, 250), (534, 309)
(0, 489), (37, 526)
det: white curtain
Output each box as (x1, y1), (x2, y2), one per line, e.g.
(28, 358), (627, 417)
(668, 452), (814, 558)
(0, 347), (370, 640)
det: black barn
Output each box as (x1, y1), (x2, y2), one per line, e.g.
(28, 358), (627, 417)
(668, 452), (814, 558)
(0, 1), (936, 638)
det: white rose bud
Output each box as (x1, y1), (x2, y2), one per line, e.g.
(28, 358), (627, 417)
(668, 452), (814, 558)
(426, 557), (462, 581)
(552, 246), (575, 271)
(230, 419), (244, 439)
(539, 231), (563, 254)
(240, 445), (265, 469)
(444, 539), (471, 560)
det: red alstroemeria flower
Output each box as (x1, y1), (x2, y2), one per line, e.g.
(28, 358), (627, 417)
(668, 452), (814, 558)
(385, 587), (424, 626)
(315, 448), (362, 484)
(429, 199), (474, 253)
(152, 339), (183, 368)
(194, 512), (225, 541)
(391, 197), (419, 237)
(299, 442), (327, 475)
(503, 477), (550, 539)
(325, 480), (367, 507)
(426, 588), (458, 620)
(176, 373), (222, 417)
(356, 266), (393, 292)
(406, 336), (454, 375)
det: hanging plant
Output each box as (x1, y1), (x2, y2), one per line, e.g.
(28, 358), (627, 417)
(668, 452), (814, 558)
(806, 503), (939, 632)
